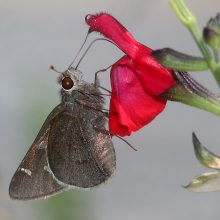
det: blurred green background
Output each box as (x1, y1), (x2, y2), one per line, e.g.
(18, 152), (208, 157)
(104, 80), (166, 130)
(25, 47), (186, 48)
(1, 0), (220, 220)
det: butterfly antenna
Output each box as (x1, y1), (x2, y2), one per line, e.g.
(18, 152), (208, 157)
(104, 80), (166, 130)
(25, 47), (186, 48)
(68, 30), (90, 69)
(49, 65), (63, 74)
(75, 38), (119, 70)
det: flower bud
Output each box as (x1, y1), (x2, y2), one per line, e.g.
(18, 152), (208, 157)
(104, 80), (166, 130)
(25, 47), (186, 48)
(203, 13), (220, 52)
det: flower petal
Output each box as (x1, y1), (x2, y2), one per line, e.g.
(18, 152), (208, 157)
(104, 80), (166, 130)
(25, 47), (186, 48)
(85, 13), (152, 58)
(109, 56), (166, 136)
(133, 55), (176, 95)
(86, 13), (176, 95)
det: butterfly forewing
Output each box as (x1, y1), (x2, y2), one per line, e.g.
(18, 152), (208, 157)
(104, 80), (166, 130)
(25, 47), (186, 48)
(9, 105), (68, 200)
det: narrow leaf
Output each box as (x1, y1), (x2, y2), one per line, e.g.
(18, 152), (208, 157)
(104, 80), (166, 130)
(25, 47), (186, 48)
(184, 171), (220, 192)
(192, 132), (220, 169)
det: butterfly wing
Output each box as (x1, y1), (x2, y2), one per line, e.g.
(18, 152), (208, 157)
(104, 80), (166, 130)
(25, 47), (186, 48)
(47, 102), (116, 188)
(9, 104), (68, 200)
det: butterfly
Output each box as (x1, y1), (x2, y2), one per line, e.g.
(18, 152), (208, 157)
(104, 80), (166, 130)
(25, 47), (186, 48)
(9, 67), (116, 200)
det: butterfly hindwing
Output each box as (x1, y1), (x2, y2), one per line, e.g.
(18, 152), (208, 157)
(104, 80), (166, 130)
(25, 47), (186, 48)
(47, 99), (116, 188)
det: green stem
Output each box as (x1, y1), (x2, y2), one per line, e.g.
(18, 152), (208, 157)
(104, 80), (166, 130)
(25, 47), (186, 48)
(163, 72), (220, 117)
(169, 0), (220, 87)
(164, 87), (220, 116)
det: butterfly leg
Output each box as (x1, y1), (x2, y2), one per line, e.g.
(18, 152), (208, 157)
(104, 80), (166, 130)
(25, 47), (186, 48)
(75, 99), (109, 115)
(94, 65), (112, 88)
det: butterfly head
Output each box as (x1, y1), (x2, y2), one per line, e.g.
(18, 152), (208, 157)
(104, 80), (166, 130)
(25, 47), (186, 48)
(57, 67), (83, 92)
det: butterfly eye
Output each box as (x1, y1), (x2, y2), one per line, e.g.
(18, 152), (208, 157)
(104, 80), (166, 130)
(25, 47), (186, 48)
(61, 76), (74, 90)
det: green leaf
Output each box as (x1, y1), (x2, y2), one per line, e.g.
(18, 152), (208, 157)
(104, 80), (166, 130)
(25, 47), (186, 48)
(184, 171), (220, 192)
(192, 132), (220, 169)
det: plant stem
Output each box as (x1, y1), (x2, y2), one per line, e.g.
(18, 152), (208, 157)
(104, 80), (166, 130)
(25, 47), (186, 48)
(169, 0), (220, 87)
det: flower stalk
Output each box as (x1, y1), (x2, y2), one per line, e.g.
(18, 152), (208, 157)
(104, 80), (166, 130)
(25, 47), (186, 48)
(162, 72), (220, 117)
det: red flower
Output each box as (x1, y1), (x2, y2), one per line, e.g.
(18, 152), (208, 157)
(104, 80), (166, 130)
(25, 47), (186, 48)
(86, 13), (176, 136)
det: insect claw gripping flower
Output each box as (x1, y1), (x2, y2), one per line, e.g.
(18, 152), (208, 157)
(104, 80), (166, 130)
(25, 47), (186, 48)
(86, 13), (176, 136)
